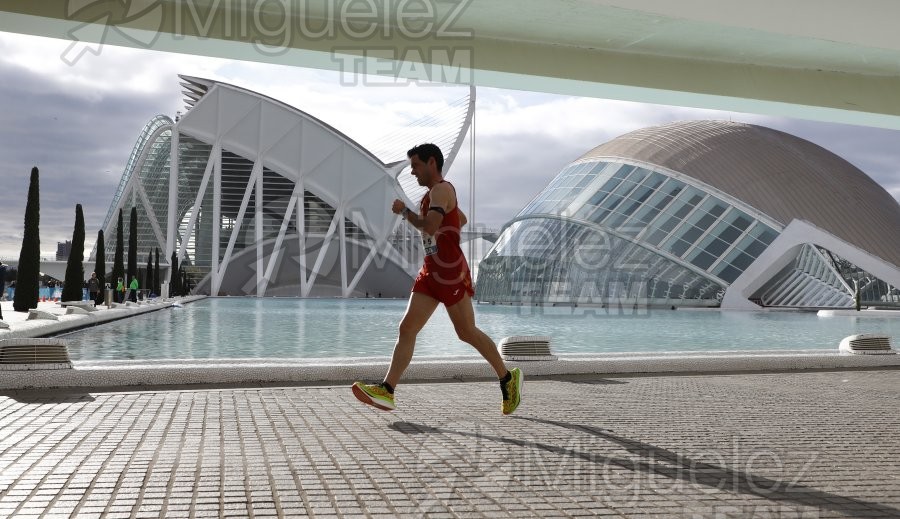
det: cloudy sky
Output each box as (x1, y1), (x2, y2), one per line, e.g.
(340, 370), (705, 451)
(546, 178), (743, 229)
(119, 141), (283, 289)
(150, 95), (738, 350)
(1, 30), (899, 260)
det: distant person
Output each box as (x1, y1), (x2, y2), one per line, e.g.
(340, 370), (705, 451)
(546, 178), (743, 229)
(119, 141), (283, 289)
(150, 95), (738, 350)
(0, 261), (6, 320)
(128, 277), (139, 302)
(87, 272), (100, 304)
(351, 143), (522, 415)
(116, 277), (125, 303)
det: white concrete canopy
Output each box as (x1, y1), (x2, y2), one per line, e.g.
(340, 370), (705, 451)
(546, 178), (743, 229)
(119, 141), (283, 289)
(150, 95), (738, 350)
(2, 1), (900, 129)
(723, 219), (900, 310)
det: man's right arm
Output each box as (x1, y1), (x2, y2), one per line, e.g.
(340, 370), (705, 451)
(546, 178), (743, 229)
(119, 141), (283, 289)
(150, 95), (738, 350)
(402, 208), (426, 230)
(392, 199), (425, 230)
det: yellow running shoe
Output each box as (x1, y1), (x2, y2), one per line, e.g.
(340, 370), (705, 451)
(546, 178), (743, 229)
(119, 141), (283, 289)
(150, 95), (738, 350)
(352, 381), (396, 411)
(501, 368), (523, 415)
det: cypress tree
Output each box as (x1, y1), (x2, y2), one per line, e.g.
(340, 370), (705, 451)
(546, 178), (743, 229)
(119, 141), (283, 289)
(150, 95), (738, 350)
(14, 167), (41, 312)
(112, 209), (124, 290)
(154, 248), (160, 295)
(94, 229), (106, 303)
(127, 206), (137, 286)
(145, 251), (153, 295)
(170, 251), (180, 297)
(61, 204), (86, 302)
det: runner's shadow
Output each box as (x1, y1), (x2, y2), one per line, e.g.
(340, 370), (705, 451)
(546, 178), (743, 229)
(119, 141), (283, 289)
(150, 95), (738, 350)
(391, 418), (900, 518)
(548, 375), (627, 385)
(0, 391), (96, 404)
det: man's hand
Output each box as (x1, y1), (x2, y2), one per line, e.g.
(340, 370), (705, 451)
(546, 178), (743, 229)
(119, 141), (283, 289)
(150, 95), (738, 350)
(394, 198), (425, 230)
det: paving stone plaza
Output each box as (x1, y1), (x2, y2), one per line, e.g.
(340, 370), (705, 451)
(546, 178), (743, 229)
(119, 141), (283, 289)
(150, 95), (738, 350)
(1, 369), (899, 518)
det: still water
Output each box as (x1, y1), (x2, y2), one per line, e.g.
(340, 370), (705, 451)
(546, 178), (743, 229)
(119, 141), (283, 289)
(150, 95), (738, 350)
(60, 297), (899, 361)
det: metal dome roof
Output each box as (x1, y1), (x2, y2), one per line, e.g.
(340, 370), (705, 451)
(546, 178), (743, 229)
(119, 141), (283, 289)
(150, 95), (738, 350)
(581, 120), (900, 267)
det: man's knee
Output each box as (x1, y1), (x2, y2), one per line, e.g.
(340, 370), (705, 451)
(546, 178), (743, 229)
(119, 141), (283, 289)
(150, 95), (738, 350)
(398, 319), (423, 337)
(455, 325), (479, 344)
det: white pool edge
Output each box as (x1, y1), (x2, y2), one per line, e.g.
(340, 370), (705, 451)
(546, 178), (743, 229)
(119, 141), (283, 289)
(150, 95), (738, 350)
(0, 295), (208, 339)
(2, 350), (898, 390)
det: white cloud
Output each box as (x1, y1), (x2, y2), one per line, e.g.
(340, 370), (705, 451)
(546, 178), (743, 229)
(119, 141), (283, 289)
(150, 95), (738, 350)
(1, 33), (199, 97)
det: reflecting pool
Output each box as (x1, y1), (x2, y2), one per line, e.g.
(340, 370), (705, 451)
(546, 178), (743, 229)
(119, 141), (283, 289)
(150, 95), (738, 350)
(60, 298), (900, 360)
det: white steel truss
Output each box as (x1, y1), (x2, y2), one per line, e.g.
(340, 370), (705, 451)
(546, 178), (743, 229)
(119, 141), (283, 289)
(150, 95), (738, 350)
(96, 76), (474, 297)
(166, 76), (471, 297)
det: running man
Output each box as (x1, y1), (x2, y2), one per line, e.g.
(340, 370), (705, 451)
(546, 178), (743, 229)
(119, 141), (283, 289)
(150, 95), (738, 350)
(352, 143), (523, 415)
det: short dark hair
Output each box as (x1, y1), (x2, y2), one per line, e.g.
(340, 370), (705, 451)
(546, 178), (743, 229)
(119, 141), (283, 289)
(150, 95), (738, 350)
(407, 143), (444, 173)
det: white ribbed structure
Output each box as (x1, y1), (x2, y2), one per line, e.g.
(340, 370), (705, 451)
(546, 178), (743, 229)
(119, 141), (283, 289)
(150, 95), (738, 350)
(839, 334), (895, 355)
(754, 244), (852, 308)
(0, 339), (72, 370)
(96, 76), (475, 298)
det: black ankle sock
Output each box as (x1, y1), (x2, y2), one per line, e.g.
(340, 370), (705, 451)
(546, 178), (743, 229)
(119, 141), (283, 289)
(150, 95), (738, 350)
(499, 371), (512, 384)
(381, 381), (394, 394)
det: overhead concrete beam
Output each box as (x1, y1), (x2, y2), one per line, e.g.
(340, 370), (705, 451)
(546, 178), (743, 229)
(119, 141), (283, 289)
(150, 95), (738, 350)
(591, 0), (900, 52)
(3, 1), (900, 129)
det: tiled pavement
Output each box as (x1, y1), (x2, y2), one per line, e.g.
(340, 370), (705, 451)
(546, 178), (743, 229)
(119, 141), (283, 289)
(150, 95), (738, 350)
(1, 369), (899, 518)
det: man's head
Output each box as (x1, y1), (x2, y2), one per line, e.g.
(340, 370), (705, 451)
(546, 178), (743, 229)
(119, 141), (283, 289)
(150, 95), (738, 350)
(407, 143), (444, 186)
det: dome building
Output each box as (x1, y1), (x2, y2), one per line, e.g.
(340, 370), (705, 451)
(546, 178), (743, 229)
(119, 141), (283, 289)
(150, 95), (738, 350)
(477, 120), (900, 310)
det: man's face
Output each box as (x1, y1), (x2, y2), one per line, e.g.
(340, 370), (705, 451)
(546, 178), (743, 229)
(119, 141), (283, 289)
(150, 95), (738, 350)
(409, 154), (433, 186)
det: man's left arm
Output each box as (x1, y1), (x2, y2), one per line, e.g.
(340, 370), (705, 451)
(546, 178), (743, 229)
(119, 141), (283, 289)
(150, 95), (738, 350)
(422, 183), (453, 235)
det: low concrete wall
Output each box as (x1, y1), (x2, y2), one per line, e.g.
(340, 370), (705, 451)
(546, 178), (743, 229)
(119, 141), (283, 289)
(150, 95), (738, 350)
(1, 349), (898, 390)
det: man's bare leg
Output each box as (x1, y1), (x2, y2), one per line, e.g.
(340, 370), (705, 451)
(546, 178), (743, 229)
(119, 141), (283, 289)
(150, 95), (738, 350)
(445, 294), (508, 378)
(384, 292), (439, 388)
(446, 294), (523, 414)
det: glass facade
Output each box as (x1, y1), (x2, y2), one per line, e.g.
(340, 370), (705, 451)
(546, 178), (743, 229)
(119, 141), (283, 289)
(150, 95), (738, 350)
(478, 160), (781, 306)
(96, 116), (173, 282)
(821, 247), (900, 306)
